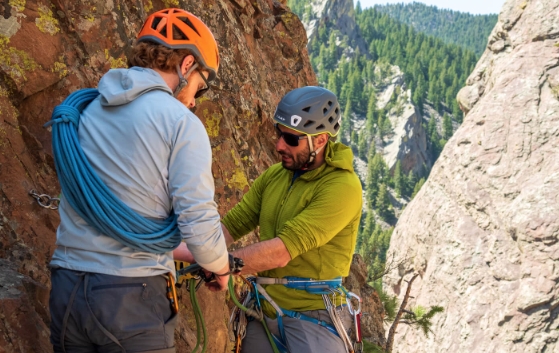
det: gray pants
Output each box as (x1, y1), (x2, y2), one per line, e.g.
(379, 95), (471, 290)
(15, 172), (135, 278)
(241, 307), (353, 353)
(49, 268), (177, 353)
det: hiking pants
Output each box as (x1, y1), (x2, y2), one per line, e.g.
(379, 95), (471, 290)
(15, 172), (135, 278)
(49, 268), (177, 353)
(241, 307), (353, 353)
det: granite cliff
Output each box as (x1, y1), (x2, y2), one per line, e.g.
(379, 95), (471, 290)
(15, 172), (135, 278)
(385, 0), (559, 351)
(0, 0), (384, 352)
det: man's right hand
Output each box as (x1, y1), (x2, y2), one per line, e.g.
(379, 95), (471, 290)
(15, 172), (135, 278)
(204, 262), (231, 292)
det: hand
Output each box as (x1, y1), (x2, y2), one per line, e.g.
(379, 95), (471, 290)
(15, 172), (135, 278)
(204, 262), (231, 292)
(205, 273), (230, 292)
(173, 242), (195, 263)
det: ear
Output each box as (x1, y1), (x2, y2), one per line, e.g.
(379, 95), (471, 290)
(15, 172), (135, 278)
(315, 133), (329, 149)
(180, 55), (195, 73)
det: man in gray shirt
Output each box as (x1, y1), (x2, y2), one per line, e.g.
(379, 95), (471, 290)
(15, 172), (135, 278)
(49, 8), (229, 353)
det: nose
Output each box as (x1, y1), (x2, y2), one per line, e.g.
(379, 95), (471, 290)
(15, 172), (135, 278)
(188, 99), (196, 108)
(276, 135), (289, 152)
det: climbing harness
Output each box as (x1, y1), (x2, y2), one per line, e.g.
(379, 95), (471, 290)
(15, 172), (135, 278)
(228, 276), (364, 353)
(44, 89), (181, 254)
(28, 189), (60, 210)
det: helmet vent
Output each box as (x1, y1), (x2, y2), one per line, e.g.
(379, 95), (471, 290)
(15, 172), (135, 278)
(303, 120), (315, 128)
(335, 108), (339, 114)
(328, 117), (334, 123)
(172, 24), (189, 40)
(323, 107), (328, 114)
(328, 101), (333, 107)
(152, 17), (163, 30)
(178, 16), (201, 36)
(333, 122), (340, 131)
(302, 106), (311, 113)
(316, 124), (325, 130)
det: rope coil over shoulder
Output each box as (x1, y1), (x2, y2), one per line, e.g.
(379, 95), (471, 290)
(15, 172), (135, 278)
(46, 88), (181, 254)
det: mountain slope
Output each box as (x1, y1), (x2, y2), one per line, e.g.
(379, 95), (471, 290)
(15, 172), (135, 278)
(370, 1), (498, 56)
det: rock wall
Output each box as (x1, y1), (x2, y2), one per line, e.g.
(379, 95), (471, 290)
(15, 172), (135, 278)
(304, 0), (369, 56)
(375, 67), (430, 175)
(385, 0), (559, 352)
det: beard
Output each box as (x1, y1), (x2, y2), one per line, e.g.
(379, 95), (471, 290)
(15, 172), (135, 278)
(279, 145), (313, 171)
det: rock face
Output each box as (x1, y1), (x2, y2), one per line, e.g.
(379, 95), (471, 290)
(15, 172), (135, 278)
(375, 66), (430, 175)
(304, 0), (369, 56)
(385, 0), (559, 352)
(0, 1), (384, 352)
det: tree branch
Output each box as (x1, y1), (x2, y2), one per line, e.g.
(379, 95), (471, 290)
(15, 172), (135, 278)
(384, 273), (419, 353)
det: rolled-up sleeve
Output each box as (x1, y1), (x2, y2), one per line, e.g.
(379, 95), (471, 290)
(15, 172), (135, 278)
(168, 115), (228, 273)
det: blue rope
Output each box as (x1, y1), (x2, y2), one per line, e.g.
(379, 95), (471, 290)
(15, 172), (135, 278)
(46, 88), (181, 253)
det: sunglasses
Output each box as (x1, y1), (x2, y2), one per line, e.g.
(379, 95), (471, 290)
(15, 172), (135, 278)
(274, 123), (307, 147)
(195, 70), (210, 99)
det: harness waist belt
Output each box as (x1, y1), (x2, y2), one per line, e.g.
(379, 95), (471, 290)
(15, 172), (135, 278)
(256, 276), (343, 295)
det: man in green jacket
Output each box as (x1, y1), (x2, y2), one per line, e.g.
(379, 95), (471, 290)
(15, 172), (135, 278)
(175, 86), (363, 352)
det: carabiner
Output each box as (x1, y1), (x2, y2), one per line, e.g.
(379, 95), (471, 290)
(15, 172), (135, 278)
(346, 292), (362, 315)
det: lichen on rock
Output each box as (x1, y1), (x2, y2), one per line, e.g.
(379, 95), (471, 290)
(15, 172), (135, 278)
(36, 5), (60, 35)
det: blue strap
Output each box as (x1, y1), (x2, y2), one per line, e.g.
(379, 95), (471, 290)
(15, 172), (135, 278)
(281, 308), (340, 337)
(271, 333), (289, 353)
(282, 276), (343, 295)
(46, 88), (181, 254)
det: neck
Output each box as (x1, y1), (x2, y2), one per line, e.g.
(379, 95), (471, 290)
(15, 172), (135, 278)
(153, 68), (179, 91)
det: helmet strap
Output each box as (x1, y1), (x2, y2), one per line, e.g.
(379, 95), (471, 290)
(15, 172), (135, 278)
(173, 63), (199, 98)
(301, 135), (319, 170)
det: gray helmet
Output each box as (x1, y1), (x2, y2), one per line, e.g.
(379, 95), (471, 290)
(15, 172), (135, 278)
(273, 86), (341, 136)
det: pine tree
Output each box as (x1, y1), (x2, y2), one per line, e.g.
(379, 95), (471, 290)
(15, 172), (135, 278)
(358, 132), (368, 160)
(341, 98), (352, 145)
(442, 113), (453, 140)
(405, 170), (416, 198)
(358, 211), (376, 254)
(376, 183), (392, 220)
(356, 1), (363, 15)
(412, 177), (426, 198)
(393, 161), (403, 198)
(366, 91), (378, 132)
(366, 154), (385, 207)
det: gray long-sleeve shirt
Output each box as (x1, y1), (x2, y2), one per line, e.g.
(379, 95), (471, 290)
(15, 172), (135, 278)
(50, 67), (228, 277)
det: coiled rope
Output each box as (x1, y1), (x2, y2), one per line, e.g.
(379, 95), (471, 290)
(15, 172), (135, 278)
(45, 88), (181, 253)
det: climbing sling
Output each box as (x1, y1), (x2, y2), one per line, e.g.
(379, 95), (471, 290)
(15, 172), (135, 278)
(45, 89), (181, 253)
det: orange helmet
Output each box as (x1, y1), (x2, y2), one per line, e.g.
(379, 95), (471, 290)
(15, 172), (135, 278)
(137, 8), (219, 81)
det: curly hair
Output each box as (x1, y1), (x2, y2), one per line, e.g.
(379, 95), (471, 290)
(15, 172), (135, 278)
(127, 41), (194, 73)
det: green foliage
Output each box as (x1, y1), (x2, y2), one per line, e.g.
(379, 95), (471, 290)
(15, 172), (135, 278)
(374, 2), (497, 56)
(358, 131), (368, 160)
(412, 177), (426, 198)
(442, 113), (453, 140)
(373, 282), (398, 322)
(360, 222), (393, 281)
(363, 340), (386, 353)
(376, 183), (393, 221)
(393, 161), (403, 198)
(402, 305), (445, 337)
(366, 154), (388, 207)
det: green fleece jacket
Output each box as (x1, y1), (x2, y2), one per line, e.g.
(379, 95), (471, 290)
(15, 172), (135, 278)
(222, 141), (363, 314)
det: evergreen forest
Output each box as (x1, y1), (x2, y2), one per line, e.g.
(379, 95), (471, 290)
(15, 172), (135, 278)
(373, 2), (498, 56)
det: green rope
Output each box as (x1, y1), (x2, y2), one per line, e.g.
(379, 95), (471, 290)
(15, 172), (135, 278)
(228, 277), (281, 353)
(189, 278), (207, 353)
